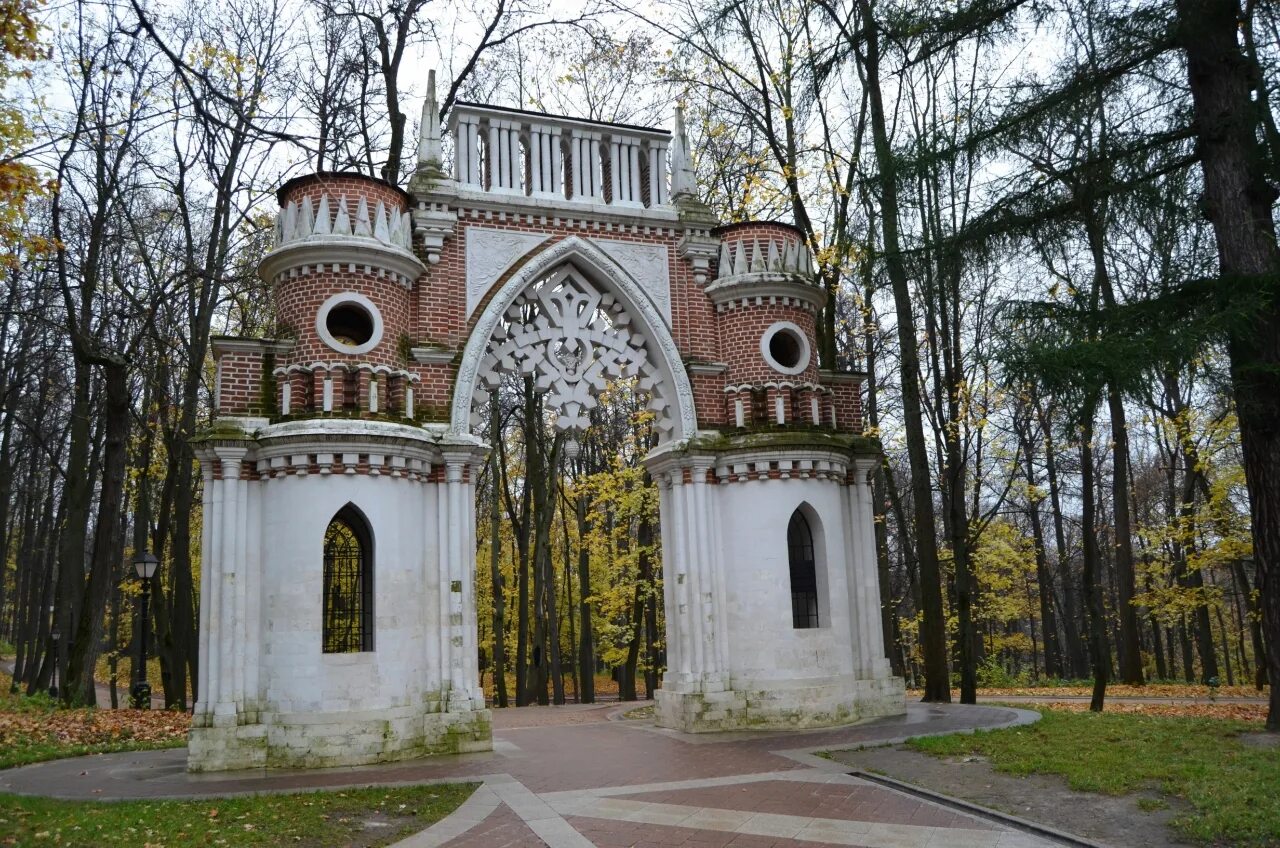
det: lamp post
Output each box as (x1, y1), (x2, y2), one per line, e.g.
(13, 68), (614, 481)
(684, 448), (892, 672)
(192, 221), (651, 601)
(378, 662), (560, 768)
(48, 626), (60, 699)
(130, 552), (159, 709)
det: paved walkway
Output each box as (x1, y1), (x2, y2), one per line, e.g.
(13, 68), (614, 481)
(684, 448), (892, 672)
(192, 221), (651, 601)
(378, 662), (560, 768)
(1, 703), (1082, 847)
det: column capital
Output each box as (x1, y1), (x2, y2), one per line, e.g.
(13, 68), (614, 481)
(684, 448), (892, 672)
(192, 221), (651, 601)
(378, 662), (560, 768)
(852, 455), (878, 481)
(213, 445), (251, 479)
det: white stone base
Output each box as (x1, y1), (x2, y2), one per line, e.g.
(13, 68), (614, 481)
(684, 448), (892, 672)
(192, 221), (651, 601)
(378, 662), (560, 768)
(655, 676), (905, 733)
(187, 707), (492, 772)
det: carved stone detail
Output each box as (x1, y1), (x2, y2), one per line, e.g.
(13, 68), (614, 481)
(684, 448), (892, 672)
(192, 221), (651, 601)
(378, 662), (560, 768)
(590, 238), (671, 323)
(473, 266), (670, 436)
(451, 236), (697, 442)
(464, 226), (551, 316)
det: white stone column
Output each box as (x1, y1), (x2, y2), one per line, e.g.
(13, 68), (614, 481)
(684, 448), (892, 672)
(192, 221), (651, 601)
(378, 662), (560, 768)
(443, 452), (469, 708)
(422, 470), (442, 703)
(656, 473), (682, 685)
(840, 477), (868, 676)
(689, 458), (722, 682)
(195, 454), (217, 717)
(648, 141), (668, 206)
(668, 471), (696, 684)
(463, 466), (483, 706)
(702, 462), (730, 679)
(852, 457), (890, 677)
(244, 468), (262, 713)
(455, 115), (481, 185)
(214, 445), (249, 719)
(570, 129), (601, 200)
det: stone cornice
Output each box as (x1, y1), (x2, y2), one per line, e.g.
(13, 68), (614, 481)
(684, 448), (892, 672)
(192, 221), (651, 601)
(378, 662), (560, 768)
(818, 369), (868, 384)
(687, 361), (729, 375)
(451, 190), (679, 227)
(211, 337), (296, 358)
(704, 273), (828, 311)
(410, 347), (458, 365)
(259, 236), (427, 289)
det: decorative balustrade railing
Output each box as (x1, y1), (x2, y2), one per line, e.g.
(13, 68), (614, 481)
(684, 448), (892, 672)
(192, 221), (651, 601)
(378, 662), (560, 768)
(447, 103), (671, 209)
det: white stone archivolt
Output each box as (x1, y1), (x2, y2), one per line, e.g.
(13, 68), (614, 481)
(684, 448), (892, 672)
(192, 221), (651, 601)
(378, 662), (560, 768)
(452, 236), (696, 443)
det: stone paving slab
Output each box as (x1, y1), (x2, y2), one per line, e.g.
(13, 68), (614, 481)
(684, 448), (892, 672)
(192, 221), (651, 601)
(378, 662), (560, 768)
(612, 780), (998, 829)
(0, 703), (1079, 847)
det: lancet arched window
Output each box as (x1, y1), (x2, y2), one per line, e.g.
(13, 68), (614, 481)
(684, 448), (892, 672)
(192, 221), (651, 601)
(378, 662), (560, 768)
(788, 510), (819, 629)
(323, 505), (373, 653)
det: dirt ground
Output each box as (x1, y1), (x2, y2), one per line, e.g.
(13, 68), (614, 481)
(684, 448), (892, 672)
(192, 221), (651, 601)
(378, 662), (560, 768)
(827, 744), (1195, 848)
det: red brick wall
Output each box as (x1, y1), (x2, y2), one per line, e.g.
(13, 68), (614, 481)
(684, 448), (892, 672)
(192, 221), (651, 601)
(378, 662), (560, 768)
(717, 301), (819, 386)
(274, 271), (411, 369)
(239, 170), (866, 436)
(217, 349), (267, 415)
(279, 173), (409, 222)
(713, 220), (806, 253)
(822, 378), (864, 432)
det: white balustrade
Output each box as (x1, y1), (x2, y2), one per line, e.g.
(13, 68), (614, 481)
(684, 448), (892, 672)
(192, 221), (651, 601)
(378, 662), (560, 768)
(445, 104), (672, 210)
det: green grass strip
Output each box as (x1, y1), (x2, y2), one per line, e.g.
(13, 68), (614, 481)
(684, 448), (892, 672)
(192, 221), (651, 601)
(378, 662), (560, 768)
(0, 782), (478, 847)
(909, 708), (1278, 846)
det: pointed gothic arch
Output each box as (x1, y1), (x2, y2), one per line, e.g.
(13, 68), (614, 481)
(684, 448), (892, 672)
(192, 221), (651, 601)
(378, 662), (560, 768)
(451, 236), (697, 443)
(323, 503), (374, 653)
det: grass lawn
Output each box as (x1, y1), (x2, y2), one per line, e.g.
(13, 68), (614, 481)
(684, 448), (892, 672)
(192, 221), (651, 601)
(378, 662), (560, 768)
(0, 783), (477, 847)
(0, 673), (189, 770)
(909, 707), (1279, 846)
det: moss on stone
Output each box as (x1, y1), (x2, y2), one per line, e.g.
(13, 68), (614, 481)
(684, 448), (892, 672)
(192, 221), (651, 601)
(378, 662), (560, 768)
(681, 428), (882, 457)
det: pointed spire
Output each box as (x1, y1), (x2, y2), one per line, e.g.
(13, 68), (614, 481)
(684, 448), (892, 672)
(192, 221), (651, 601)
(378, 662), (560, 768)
(333, 198), (352, 236)
(298, 196), (315, 240)
(717, 240), (731, 279)
(314, 195), (331, 235)
(670, 105), (696, 198)
(732, 240), (747, 275)
(282, 200), (298, 244)
(417, 70), (444, 171)
(354, 197), (371, 237)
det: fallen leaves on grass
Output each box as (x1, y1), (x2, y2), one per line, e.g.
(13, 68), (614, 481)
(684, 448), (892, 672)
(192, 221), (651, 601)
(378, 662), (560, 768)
(1032, 700), (1269, 722)
(0, 707), (189, 749)
(908, 683), (1268, 700)
(0, 672), (189, 768)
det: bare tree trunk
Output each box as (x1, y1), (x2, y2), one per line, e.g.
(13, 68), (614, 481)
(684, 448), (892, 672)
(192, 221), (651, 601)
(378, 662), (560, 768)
(489, 394), (508, 708)
(576, 494), (595, 703)
(845, 0), (950, 701)
(65, 361), (131, 706)
(1175, 0), (1280, 730)
(1080, 411), (1111, 711)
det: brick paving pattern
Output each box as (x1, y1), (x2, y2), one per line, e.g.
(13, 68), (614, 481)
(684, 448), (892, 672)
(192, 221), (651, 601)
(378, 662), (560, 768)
(0, 703), (1070, 847)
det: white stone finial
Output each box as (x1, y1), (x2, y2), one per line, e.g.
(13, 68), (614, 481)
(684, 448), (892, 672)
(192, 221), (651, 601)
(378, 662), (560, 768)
(417, 69), (443, 170)
(670, 105), (696, 198)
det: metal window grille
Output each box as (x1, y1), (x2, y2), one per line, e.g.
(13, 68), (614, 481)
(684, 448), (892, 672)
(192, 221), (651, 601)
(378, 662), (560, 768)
(788, 510), (819, 628)
(323, 510), (373, 653)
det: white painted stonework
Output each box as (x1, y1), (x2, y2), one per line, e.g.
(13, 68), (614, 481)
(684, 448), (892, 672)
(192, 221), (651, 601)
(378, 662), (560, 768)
(188, 420), (491, 771)
(464, 226), (551, 316)
(644, 444), (903, 731)
(589, 238), (672, 324)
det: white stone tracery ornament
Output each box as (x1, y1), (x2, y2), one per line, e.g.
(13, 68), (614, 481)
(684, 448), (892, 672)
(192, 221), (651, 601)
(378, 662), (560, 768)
(472, 266), (672, 439)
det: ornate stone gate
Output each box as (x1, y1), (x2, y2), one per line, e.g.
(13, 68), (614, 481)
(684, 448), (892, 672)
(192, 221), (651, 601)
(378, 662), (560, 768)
(191, 82), (903, 772)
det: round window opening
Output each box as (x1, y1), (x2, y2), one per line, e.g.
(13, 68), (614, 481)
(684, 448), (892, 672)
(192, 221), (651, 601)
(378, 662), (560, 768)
(316, 292), (384, 355)
(769, 329), (803, 369)
(326, 303), (375, 347)
(760, 321), (811, 376)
